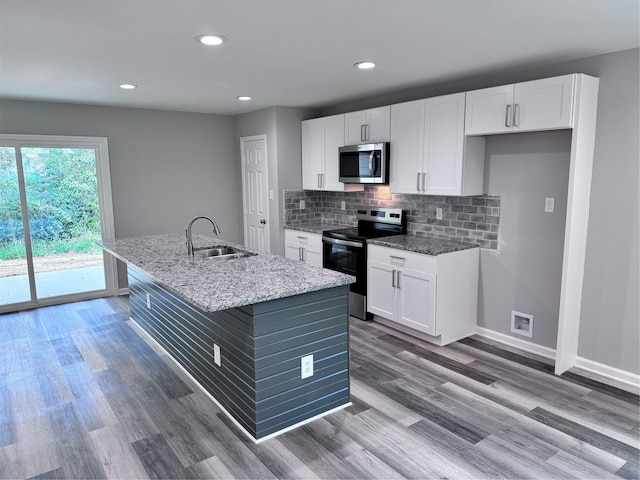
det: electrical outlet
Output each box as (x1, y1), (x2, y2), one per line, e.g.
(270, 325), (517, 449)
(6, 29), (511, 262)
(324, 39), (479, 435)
(301, 354), (313, 379)
(213, 343), (221, 367)
(545, 197), (555, 213)
(300, 199), (305, 210)
(341, 200), (346, 210)
(436, 208), (443, 220)
(146, 293), (152, 309)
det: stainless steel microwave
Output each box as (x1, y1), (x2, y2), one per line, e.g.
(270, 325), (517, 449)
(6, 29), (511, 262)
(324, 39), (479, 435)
(338, 142), (389, 184)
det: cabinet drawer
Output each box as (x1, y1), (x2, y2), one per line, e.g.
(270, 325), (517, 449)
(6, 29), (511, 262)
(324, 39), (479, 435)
(368, 245), (437, 274)
(284, 229), (322, 249)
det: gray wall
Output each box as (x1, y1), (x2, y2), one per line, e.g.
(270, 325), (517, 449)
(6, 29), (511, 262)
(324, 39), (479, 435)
(321, 48), (639, 374)
(234, 106), (316, 255)
(0, 100), (241, 288)
(480, 131), (571, 348)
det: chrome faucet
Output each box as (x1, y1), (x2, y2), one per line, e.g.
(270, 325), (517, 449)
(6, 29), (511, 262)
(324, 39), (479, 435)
(186, 215), (221, 256)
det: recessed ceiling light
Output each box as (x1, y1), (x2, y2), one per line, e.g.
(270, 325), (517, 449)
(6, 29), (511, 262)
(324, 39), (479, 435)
(237, 96), (252, 101)
(354, 61), (376, 70)
(196, 34), (226, 46)
(119, 84), (137, 90)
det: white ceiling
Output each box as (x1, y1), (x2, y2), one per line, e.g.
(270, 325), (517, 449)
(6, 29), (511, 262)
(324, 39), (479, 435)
(1, 0), (638, 115)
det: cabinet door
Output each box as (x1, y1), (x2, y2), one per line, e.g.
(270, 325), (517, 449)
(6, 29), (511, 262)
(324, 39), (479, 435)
(513, 74), (575, 132)
(344, 107), (390, 144)
(465, 85), (514, 135)
(424, 93), (465, 195)
(301, 118), (323, 190)
(304, 246), (323, 267)
(322, 114), (346, 191)
(396, 268), (437, 336)
(284, 243), (302, 261)
(344, 110), (367, 145)
(367, 260), (397, 320)
(389, 100), (425, 194)
(366, 106), (391, 143)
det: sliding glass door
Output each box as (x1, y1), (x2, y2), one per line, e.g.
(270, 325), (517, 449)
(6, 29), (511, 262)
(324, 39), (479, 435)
(0, 135), (116, 312)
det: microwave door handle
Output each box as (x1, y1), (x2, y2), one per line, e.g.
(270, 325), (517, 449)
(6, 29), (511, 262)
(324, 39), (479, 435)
(369, 151), (374, 177)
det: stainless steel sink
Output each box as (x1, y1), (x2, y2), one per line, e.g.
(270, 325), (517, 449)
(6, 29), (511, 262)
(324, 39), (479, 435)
(193, 245), (256, 260)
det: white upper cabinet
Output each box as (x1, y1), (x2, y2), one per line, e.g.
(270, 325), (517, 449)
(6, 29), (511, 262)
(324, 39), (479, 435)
(302, 114), (362, 192)
(344, 106), (391, 145)
(301, 117), (324, 190)
(390, 92), (484, 196)
(465, 74), (576, 135)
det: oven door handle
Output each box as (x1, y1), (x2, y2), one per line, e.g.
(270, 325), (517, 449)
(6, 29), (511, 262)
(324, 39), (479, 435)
(322, 236), (364, 249)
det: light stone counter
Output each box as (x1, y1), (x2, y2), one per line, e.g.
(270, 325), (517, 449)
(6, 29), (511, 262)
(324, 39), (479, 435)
(368, 234), (479, 256)
(100, 233), (354, 312)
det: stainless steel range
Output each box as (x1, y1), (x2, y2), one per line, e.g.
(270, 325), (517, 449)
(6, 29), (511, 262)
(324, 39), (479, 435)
(322, 207), (407, 320)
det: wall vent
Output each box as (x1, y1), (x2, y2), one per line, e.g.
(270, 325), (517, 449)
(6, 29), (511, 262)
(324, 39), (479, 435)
(511, 310), (533, 338)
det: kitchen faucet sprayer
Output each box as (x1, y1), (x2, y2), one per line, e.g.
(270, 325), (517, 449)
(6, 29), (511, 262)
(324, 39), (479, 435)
(186, 215), (221, 256)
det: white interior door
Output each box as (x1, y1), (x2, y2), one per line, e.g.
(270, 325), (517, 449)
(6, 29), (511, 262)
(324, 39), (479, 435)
(240, 135), (270, 253)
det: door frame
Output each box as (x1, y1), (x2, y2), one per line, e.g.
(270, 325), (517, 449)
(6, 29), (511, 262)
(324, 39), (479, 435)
(240, 134), (271, 253)
(0, 134), (117, 313)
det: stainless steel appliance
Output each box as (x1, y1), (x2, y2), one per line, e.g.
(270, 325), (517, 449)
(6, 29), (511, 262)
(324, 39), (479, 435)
(338, 142), (389, 184)
(322, 207), (406, 320)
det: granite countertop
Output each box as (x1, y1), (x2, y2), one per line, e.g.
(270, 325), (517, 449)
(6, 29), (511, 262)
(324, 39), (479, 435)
(368, 235), (479, 256)
(284, 221), (352, 235)
(100, 233), (354, 312)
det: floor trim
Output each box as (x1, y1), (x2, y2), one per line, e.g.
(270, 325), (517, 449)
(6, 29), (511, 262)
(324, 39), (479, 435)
(475, 326), (639, 393)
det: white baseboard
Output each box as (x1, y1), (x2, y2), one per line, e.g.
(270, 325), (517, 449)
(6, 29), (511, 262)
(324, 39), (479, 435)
(474, 326), (556, 360)
(474, 326), (639, 393)
(575, 357), (640, 394)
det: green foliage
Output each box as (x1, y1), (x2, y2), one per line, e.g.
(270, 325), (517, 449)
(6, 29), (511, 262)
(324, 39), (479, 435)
(0, 147), (101, 250)
(0, 234), (101, 260)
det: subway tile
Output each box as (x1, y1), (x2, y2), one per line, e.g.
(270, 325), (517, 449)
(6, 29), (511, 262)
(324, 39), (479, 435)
(282, 187), (501, 249)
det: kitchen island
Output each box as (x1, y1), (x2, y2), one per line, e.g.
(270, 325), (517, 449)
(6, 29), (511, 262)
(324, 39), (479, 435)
(100, 233), (354, 442)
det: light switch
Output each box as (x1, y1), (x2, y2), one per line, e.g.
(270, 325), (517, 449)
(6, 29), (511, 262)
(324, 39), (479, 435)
(545, 197), (555, 213)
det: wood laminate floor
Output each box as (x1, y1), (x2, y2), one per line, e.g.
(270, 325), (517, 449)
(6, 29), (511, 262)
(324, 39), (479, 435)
(0, 297), (638, 479)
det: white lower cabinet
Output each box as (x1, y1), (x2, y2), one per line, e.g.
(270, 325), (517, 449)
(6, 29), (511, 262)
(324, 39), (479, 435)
(367, 244), (478, 345)
(284, 229), (323, 267)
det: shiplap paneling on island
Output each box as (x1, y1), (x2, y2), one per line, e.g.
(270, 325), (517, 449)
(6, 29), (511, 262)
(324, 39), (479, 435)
(128, 267), (350, 440)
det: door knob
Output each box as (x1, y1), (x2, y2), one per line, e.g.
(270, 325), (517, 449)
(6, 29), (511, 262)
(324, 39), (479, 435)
(260, 219), (267, 225)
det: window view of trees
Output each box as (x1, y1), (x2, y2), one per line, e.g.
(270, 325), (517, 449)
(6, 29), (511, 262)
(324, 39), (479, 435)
(0, 147), (101, 260)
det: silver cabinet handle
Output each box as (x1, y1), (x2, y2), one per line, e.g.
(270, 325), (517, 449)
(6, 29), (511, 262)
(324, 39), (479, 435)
(397, 271), (401, 289)
(392, 269), (396, 288)
(422, 172), (426, 192)
(297, 236), (307, 240)
(322, 173), (325, 188)
(505, 104), (512, 128)
(301, 247), (306, 262)
(360, 124), (366, 142)
(390, 255), (405, 261)
(298, 246), (303, 261)
(417, 172), (421, 192)
(513, 103), (520, 127)
(317, 173), (322, 188)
